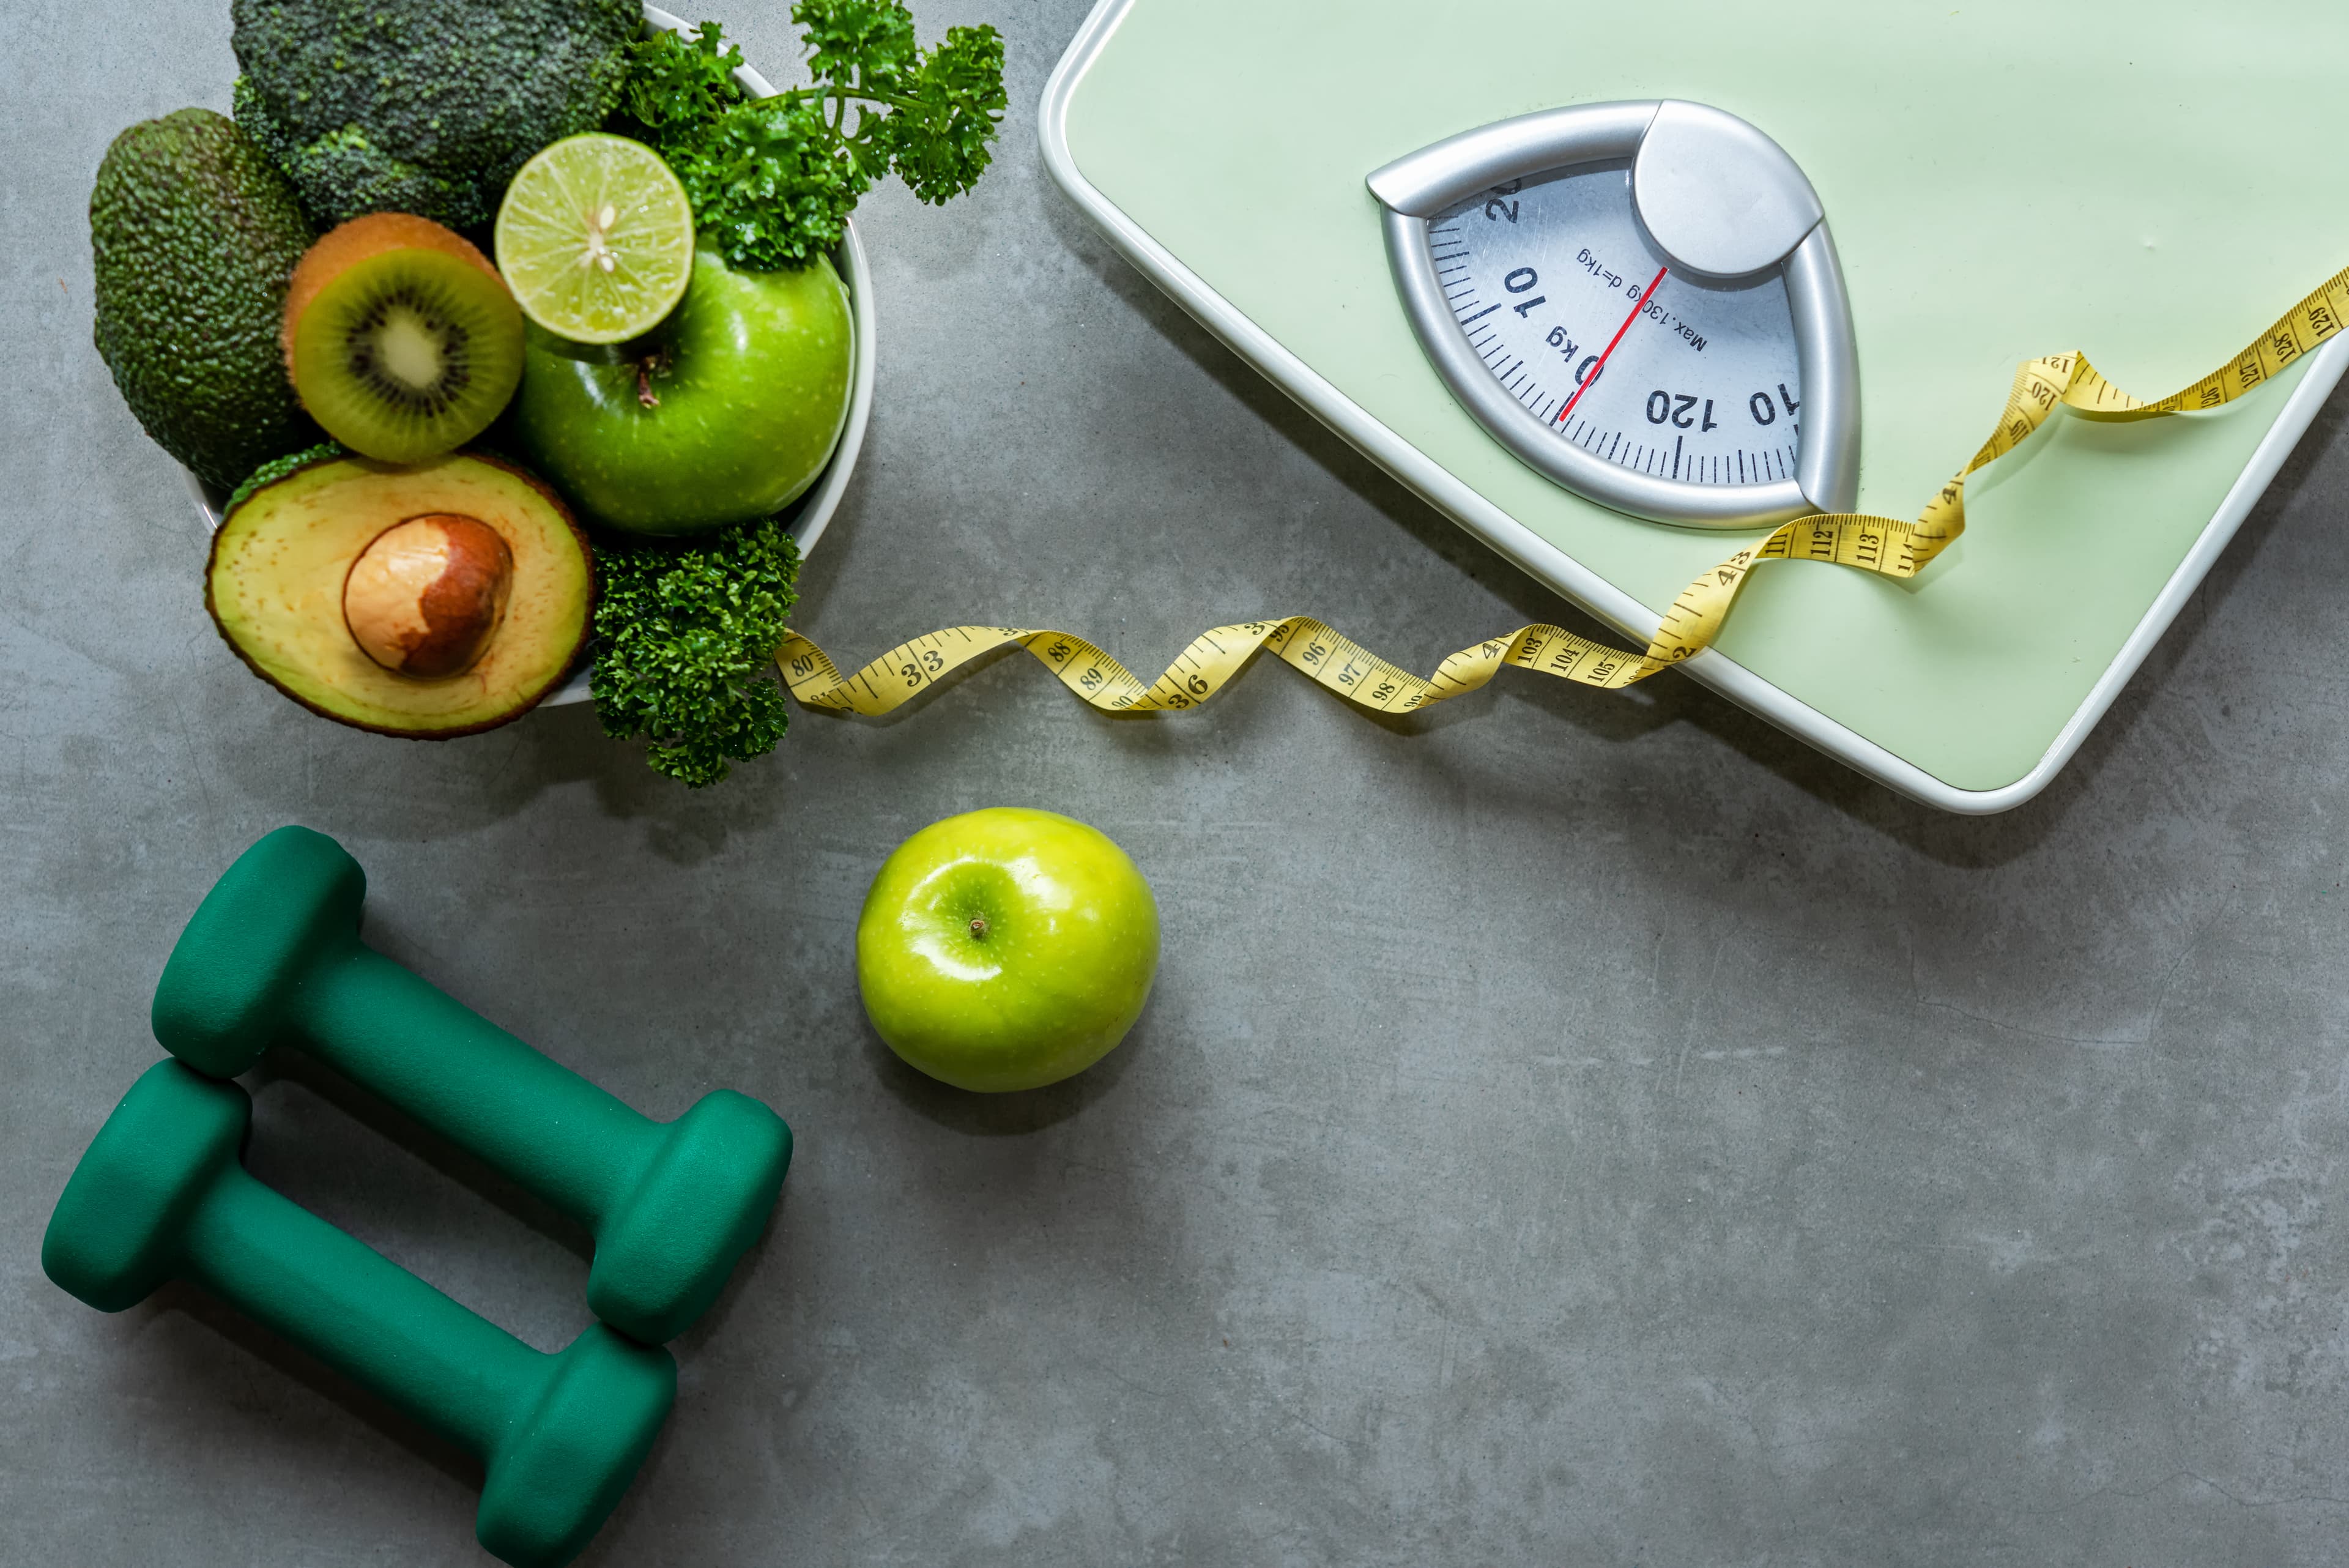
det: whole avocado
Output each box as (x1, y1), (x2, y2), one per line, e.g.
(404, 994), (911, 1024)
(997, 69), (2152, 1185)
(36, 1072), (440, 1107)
(230, 0), (642, 230)
(89, 108), (318, 491)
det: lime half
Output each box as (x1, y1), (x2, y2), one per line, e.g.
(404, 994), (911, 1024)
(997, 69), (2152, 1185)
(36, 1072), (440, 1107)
(495, 133), (696, 344)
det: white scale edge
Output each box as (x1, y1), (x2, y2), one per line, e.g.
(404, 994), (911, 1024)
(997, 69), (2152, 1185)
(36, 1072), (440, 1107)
(1037, 0), (2349, 814)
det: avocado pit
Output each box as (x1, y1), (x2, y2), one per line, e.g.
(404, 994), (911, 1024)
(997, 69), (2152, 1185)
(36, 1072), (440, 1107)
(343, 513), (515, 678)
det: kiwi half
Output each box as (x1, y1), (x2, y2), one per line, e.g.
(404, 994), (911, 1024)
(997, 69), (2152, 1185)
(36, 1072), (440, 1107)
(283, 214), (524, 464)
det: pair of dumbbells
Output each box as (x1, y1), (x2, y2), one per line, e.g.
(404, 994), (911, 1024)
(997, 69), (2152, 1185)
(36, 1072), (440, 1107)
(42, 827), (792, 1568)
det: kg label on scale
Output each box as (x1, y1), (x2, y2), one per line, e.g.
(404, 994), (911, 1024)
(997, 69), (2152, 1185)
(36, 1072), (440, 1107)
(1370, 100), (1861, 529)
(1439, 166), (1804, 488)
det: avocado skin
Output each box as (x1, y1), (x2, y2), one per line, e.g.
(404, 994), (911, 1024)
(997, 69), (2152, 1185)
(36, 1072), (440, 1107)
(91, 108), (320, 489)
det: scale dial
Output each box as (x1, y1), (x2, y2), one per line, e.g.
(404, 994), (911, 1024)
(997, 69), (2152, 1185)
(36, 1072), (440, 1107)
(1369, 101), (1860, 530)
(1434, 166), (1802, 491)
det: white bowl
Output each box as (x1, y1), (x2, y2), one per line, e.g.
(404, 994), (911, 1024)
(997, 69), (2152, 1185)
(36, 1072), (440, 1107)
(185, 3), (877, 709)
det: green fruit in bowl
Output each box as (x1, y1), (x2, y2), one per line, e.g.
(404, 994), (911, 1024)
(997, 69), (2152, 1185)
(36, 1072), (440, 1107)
(508, 247), (853, 535)
(857, 809), (1162, 1094)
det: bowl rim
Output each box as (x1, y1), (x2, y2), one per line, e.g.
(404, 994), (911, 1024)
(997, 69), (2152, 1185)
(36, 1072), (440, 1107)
(185, 0), (878, 708)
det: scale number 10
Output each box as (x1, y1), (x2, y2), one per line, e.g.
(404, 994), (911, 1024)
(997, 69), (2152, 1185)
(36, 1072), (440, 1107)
(1647, 383), (1800, 429)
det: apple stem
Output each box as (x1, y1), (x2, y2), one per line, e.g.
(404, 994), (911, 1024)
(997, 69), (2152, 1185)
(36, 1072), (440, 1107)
(969, 916), (988, 938)
(634, 347), (672, 410)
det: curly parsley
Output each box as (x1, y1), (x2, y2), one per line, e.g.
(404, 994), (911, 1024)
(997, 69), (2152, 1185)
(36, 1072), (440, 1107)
(612, 2), (1006, 272)
(589, 516), (800, 787)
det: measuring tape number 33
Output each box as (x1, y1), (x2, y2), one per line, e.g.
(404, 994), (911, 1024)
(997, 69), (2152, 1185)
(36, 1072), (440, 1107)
(779, 100), (2349, 723)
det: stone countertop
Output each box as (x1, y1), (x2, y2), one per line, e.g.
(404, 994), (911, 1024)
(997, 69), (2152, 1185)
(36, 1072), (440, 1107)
(6, 4), (2349, 1564)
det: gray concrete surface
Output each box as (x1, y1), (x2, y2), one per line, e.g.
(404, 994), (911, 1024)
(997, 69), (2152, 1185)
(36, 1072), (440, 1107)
(9, 3), (2349, 1564)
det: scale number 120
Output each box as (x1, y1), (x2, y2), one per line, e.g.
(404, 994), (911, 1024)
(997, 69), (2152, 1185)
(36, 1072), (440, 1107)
(1645, 383), (1801, 430)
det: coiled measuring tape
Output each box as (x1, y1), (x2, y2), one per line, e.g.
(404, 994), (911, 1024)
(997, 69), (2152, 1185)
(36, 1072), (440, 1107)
(778, 265), (2349, 718)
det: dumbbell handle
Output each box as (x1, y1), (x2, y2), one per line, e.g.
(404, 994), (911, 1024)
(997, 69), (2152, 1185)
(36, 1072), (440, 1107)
(46, 1063), (678, 1567)
(151, 825), (792, 1346)
(295, 943), (653, 1233)
(184, 1153), (544, 1458)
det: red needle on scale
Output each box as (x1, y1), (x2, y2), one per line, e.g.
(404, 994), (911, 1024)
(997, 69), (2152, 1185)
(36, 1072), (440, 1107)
(1556, 262), (1668, 425)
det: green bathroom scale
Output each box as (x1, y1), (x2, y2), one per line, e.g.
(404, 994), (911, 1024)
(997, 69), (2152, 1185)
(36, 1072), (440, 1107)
(1040, 0), (2349, 812)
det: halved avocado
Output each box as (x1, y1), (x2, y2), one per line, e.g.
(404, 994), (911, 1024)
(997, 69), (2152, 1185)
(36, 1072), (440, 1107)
(207, 450), (593, 737)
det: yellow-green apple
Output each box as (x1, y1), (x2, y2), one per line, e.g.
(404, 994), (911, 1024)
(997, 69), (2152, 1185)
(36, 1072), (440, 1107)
(856, 808), (1159, 1093)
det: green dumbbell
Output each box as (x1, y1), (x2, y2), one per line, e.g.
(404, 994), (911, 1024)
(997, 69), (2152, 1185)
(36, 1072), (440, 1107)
(43, 1060), (674, 1568)
(150, 825), (789, 1345)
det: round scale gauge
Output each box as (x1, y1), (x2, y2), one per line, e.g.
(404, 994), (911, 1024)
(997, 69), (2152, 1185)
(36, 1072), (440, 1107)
(1367, 101), (1860, 529)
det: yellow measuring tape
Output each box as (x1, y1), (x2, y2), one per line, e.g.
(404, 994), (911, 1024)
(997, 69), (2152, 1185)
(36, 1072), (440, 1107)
(779, 264), (2349, 718)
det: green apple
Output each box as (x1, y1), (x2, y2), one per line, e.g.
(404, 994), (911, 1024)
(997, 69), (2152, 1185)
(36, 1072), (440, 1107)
(507, 246), (853, 535)
(857, 808), (1160, 1093)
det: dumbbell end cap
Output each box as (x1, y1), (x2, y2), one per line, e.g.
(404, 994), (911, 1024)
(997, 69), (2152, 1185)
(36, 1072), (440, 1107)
(43, 1061), (248, 1313)
(589, 1091), (793, 1344)
(153, 827), (365, 1078)
(476, 1326), (675, 1568)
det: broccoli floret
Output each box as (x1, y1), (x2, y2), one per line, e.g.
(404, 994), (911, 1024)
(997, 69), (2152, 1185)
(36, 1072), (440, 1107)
(230, 0), (642, 230)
